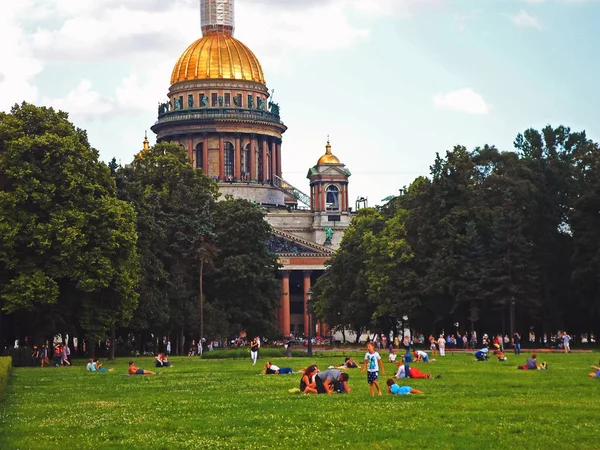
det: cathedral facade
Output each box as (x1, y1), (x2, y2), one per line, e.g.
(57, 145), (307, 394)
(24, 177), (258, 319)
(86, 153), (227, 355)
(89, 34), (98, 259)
(150, 0), (354, 337)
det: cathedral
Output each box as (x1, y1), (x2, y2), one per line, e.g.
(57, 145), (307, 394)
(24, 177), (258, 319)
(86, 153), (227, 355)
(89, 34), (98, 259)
(149, 0), (354, 337)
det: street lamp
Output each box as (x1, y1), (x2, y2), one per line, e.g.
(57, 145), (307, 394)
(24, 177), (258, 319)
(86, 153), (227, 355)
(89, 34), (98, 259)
(307, 288), (313, 357)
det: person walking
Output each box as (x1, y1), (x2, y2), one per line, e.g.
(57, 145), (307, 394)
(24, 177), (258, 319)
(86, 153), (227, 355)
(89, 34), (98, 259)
(437, 334), (446, 357)
(250, 337), (259, 365)
(513, 332), (521, 355)
(562, 332), (571, 353)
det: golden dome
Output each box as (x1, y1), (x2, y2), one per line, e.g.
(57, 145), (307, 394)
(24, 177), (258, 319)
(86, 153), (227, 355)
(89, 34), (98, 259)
(317, 139), (340, 165)
(171, 33), (265, 85)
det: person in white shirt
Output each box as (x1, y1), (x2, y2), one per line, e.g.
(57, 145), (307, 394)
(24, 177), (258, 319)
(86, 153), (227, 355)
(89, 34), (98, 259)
(437, 334), (446, 356)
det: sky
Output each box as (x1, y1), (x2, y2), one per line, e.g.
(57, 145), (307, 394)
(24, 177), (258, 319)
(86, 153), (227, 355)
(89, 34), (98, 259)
(2, 0), (600, 206)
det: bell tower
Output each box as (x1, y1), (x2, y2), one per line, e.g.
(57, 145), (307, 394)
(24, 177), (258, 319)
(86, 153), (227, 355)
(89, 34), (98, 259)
(307, 139), (352, 247)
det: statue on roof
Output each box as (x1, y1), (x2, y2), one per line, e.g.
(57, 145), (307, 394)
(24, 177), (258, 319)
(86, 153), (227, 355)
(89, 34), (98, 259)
(188, 94), (194, 108)
(202, 95), (208, 107)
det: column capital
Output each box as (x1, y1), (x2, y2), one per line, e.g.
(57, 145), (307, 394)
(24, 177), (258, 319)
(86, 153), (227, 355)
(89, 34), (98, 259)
(303, 270), (313, 277)
(281, 270), (291, 278)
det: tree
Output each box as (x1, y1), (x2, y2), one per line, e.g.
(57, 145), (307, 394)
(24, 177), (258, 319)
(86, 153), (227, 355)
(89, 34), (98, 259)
(206, 198), (281, 338)
(0, 103), (139, 348)
(116, 142), (217, 354)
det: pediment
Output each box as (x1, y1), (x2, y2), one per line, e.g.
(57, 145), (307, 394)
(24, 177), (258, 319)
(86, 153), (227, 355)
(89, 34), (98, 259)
(307, 165), (351, 179)
(268, 229), (334, 256)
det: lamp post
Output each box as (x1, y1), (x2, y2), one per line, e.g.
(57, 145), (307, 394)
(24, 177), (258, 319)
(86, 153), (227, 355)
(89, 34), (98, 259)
(307, 288), (313, 357)
(509, 296), (516, 339)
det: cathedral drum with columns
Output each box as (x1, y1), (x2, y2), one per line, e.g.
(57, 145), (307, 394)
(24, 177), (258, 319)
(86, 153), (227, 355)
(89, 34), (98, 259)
(150, 0), (355, 337)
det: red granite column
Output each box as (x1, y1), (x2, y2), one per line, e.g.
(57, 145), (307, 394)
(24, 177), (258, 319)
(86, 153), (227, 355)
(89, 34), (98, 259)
(219, 135), (225, 181)
(203, 136), (209, 175)
(234, 135), (241, 181)
(271, 141), (277, 182)
(303, 271), (312, 337)
(276, 143), (282, 177)
(187, 138), (193, 162)
(281, 271), (291, 336)
(250, 136), (258, 181)
(262, 139), (268, 182)
(321, 184), (326, 211)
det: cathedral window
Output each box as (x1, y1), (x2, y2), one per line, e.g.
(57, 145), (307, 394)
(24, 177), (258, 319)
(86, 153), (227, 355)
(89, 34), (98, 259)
(211, 93), (218, 107)
(224, 93), (231, 107)
(224, 142), (235, 178)
(195, 143), (204, 170)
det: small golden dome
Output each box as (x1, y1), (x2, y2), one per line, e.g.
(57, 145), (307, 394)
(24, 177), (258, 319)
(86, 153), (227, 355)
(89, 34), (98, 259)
(317, 139), (340, 165)
(171, 33), (265, 85)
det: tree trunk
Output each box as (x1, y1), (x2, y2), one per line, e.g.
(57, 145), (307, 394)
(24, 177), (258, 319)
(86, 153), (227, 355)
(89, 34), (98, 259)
(108, 326), (116, 361)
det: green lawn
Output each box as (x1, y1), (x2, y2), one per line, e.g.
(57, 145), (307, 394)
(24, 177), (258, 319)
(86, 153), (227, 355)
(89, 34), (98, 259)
(0, 351), (598, 449)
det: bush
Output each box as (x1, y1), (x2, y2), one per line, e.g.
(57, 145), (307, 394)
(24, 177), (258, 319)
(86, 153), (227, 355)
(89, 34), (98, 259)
(9, 347), (34, 367)
(0, 357), (12, 401)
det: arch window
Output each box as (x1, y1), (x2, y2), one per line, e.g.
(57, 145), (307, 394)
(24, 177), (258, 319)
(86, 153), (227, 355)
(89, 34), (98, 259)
(195, 142), (204, 170)
(224, 142), (235, 178)
(326, 185), (340, 211)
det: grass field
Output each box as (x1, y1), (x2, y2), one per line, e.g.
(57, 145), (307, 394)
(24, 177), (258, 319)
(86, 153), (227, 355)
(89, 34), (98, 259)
(0, 351), (598, 449)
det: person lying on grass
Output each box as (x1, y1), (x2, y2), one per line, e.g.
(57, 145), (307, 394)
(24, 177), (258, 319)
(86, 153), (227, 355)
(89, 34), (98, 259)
(299, 365), (319, 394)
(315, 369), (351, 394)
(155, 353), (173, 368)
(128, 361), (159, 375)
(337, 357), (360, 369)
(517, 353), (541, 370)
(386, 378), (423, 395)
(394, 362), (435, 379)
(262, 361), (293, 375)
(588, 363), (600, 378)
(86, 359), (114, 373)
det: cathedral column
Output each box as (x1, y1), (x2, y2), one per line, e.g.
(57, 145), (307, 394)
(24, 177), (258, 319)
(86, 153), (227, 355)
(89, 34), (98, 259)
(321, 184), (326, 211)
(187, 138), (193, 163)
(250, 136), (258, 181)
(303, 271), (312, 337)
(271, 141), (277, 182)
(280, 271), (291, 336)
(219, 135), (225, 181)
(262, 139), (269, 182)
(234, 135), (241, 181)
(203, 136), (209, 174)
(276, 143), (282, 177)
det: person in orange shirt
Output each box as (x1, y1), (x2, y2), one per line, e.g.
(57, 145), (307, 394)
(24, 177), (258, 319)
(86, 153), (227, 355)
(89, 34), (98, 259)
(128, 361), (158, 375)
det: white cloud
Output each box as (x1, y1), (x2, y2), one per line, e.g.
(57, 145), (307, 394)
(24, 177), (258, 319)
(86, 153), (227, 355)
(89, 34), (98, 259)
(42, 80), (114, 119)
(433, 88), (490, 115)
(0, 2), (43, 110)
(351, 0), (445, 17)
(510, 10), (542, 29)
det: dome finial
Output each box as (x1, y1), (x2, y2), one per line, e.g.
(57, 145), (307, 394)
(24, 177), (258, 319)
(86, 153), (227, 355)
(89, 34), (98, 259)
(201, 0), (235, 37)
(325, 136), (331, 155)
(143, 131), (150, 151)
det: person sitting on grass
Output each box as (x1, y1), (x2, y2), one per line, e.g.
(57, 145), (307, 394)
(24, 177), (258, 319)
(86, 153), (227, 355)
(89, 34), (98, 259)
(337, 357), (360, 369)
(128, 361), (159, 375)
(389, 350), (397, 363)
(262, 361), (293, 375)
(316, 369), (351, 394)
(155, 353), (173, 368)
(494, 349), (507, 361)
(474, 347), (489, 362)
(299, 365), (318, 394)
(518, 353), (541, 370)
(87, 359), (114, 373)
(386, 378), (423, 395)
(588, 362), (600, 378)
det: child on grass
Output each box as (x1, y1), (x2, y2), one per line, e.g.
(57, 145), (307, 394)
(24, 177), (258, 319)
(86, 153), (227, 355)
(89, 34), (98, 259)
(362, 342), (385, 396)
(128, 361), (158, 375)
(386, 378), (423, 395)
